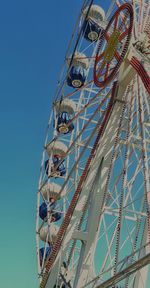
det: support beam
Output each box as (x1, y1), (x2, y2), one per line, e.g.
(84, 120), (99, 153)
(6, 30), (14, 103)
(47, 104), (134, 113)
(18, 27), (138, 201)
(93, 253), (150, 288)
(133, 222), (150, 288)
(73, 158), (104, 288)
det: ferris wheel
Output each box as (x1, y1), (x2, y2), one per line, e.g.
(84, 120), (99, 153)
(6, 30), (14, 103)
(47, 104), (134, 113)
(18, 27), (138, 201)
(36, 0), (150, 287)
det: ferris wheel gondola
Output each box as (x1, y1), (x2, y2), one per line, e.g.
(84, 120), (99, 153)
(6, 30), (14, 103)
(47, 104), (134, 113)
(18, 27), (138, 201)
(82, 5), (105, 42)
(66, 52), (89, 88)
(54, 99), (76, 134)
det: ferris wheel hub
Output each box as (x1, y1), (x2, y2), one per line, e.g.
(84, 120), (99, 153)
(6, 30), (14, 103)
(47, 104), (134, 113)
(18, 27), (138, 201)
(94, 3), (134, 88)
(104, 30), (121, 62)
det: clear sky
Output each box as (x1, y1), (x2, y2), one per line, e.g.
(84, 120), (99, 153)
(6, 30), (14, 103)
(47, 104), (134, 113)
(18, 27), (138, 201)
(0, 1), (149, 288)
(0, 1), (84, 287)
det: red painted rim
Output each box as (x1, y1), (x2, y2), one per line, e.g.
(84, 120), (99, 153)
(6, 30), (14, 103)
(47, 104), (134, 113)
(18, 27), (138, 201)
(94, 3), (133, 88)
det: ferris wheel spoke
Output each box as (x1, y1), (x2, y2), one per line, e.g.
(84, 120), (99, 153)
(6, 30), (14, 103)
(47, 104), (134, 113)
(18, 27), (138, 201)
(112, 85), (134, 275)
(142, 81), (150, 117)
(137, 77), (150, 240)
(104, 63), (110, 82)
(96, 60), (106, 79)
(101, 216), (115, 266)
(96, 51), (105, 64)
(118, 9), (129, 31)
(114, 50), (121, 62)
(124, 198), (146, 287)
(119, 87), (139, 217)
(143, 12), (150, 36)
(99, 222), (118, 275)
(107, 148), (135, 211)
(101, 92), (127, 213)
(113, 14), (119, 31)
(124, 157), (143, 206)
(137, 0), (149, 35)
(105, 31), (110, 42)
(119, 27), (129, 41)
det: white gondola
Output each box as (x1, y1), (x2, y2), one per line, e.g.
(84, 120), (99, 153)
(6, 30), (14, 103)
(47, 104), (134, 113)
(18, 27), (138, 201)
(82, 5), (105, 42)
(83, 5), (105, 23)
(45, 141), (67, 177)
(41, 182), (67, 201)
(46, 140), (68, 157)
(54, 98), (76, 115)
(67, 52), (89, 88)
(39, 224), (59, 243)
(67, 52), (89, 70)
(54, 99), (77, 134)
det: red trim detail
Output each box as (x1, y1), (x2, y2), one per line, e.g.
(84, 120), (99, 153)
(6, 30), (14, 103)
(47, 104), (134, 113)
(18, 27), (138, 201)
(94, 3), (133, 88)
(130, 56), (150, 95)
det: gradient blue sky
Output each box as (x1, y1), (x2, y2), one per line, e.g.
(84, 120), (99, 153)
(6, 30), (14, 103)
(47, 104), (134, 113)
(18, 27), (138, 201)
(0, 1), (84, 287)
(0, 1), (149, 288)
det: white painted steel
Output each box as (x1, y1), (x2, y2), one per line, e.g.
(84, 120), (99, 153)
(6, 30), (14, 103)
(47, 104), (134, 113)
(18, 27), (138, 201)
(67, 52), (89, 70)
(46, 140), (68, 157)
(39, 224), (59, 243)
(54, 99), (77, 115)
(83, 4), (105, 23)
(41, 182), (67, 200)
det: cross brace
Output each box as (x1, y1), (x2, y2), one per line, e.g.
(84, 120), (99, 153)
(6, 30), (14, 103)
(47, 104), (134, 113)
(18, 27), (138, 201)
(92, 253), (150, 288)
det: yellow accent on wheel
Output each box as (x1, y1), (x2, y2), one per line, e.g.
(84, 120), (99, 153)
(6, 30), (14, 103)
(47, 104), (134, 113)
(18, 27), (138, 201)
(104, 30), (121, 62)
